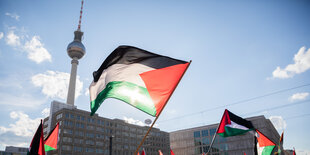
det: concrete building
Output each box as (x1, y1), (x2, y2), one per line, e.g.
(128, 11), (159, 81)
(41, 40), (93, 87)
(170, 115), (283, 155)
(43, 101), (170, 155)
(0, 146), (28, 155)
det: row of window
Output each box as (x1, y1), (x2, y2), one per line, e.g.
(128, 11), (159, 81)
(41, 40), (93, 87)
(194, 144), (228, 154)
(194, 128), (216, 138)
(62, 145), (108, 153)
(194, 136), (227, 146)
(60, 113), (165, 138)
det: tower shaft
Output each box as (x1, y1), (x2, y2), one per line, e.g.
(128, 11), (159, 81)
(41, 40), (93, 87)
(66, 59), (79, 105)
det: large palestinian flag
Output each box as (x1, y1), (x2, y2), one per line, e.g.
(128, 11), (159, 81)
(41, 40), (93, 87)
(44, 122), (59, 152)
(217, 109), (254, 137)
(255, 129), (276, 155)
(28, 120), (45, 155)
(89, 46), (190, 116)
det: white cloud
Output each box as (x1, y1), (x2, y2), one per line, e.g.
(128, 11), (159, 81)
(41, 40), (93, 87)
(5, 31), (21, 46)
(272, 46), (310, 79)
(0, 32), (3, 40)
(41, 108), (50, 117)
(4, 27), (52, 63)
(269, 116), (287, 131)
(84, 88), (89, 96)
(5, 12), (20, 21)
(24, 36), (52, 63)
(31, 70), (83, 100)
(0, 111), (41, 150)
(0, 111), (40, 137)
(123, 117), (146, 126)
(289, 92), (309, 102)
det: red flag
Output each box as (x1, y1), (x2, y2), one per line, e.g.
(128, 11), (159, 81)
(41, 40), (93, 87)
(158, 150), (163, 155)
(44, 122), (59, 151)
(28, 120), (45, 155)
(293, 148), (296, 155)
(170, 149), (175, 155)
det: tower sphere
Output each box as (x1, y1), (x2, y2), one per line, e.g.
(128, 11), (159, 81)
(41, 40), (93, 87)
(67, 30), (85, 59)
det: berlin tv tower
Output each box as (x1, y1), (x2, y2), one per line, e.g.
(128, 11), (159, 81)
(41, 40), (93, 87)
(66, 0), (85, 106)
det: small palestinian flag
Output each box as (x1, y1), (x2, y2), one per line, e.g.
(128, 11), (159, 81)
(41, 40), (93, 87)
(28, 120), (45, 155)
(171, 149), (175, 155)
(217, 109), (254, 137)
(89, 46), (190, 116)
(141, 148), (146, 155)
(44, 122), (59, 152)
(255, 130), (276, 155)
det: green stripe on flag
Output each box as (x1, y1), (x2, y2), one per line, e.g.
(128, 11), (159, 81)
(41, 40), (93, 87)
(262, 145), (275, 155)
(90, 81), (156, 116)
(44, 144), (56, 152)
(218, 126), (252, 137)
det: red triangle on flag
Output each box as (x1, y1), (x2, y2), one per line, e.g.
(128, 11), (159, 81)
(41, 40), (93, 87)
(256, 130), (275, 147)
(140, 63), (189, 116)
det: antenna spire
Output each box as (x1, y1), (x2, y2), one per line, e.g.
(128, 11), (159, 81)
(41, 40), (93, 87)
(77, 0), (84, 31)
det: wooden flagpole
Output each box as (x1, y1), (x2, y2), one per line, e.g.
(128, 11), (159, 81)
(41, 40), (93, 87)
(134, 60), (192, 155)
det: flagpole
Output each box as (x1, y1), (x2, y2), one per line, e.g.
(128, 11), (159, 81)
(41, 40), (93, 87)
(134, 60), (192, 155)
(206, 123), (220, 155)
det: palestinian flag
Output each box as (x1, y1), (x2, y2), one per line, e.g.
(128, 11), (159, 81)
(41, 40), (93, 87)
(293, 148), (296, 155)
(275, 131), (284, 154)
(171, 149), (175, 155)
(217, 109), (254, 137)
(89, 46), (190, 116)
(141, 148), (146, 155)
(28, 120), (45, 155)
(255, 130), (276, 155)
(44, 122), (59, 152)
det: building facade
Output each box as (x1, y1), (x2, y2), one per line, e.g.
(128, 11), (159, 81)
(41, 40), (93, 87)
(170, 115), (283, 155)
(43, 101), (170, 155)
(0, 146), (28, 155)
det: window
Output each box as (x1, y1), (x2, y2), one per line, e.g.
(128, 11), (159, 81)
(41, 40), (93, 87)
(63, 129), (73, 134)
(86, 133), (94, 138)
(76, 115), (80, 120)
(56, 113), (62, 120)
(96, 149), (103, 153)
(85, 140), (94, 145)
(62, 137), (72, 143)
(194, 131), (201, 138)
(194, 138), (201, 146)
(96, 141), (104, 146)
(62, 145), (71, 151)
(74, 146), (83, 152)
(210, 128), (216, 136)
(74, 138), (83, 144)
(65, 113), (69, 118)
(195, 147), (202, 154)
(64, 121), (73, 127)
(70, 114), (74, 119)
(202, 130), (208, 137)
(86, 148), (94, 152)
(202, 137), (210, 145)
(203, 146), (210, 153)
(87, 125), (94, 130)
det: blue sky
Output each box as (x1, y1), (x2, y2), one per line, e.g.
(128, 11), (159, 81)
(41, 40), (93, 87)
(0, 0), (310, 154)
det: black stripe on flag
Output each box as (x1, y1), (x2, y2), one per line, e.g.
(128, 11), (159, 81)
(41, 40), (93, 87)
(93, 45), (187, 82)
